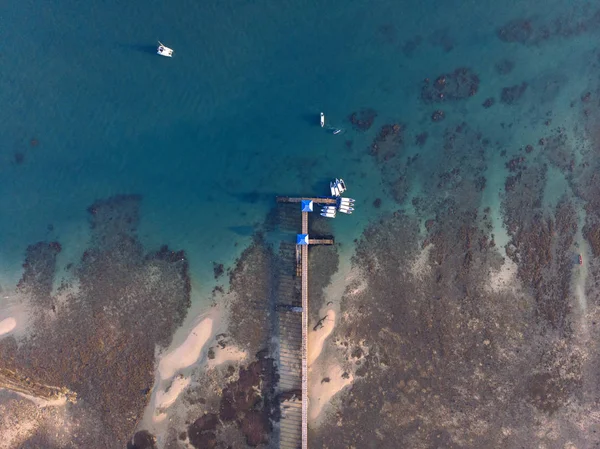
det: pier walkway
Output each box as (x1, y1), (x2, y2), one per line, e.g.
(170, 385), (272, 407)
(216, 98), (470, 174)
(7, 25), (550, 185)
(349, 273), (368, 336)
(276, 196), (337, 205)
(275, 196), (335, 449)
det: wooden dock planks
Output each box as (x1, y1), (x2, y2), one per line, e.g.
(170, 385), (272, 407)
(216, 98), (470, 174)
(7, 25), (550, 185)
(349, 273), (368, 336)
(277, 196), (337, 205)
(277, 201), (336, 449)
(301, 210), (309, 449)
(307, 239), (334, 245)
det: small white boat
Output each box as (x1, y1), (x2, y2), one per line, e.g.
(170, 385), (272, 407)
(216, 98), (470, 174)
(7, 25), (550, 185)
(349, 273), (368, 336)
(330, 182), (340, 197)
(338, 208), (354, 214)
(320, 112), (325, 128)
(333, 129), (343, 135)
(336, 178), (347, 193)
(157, 41), (173, 57)
(321, 212), (336, 218)
(339, 198), (355, 204)
(322, 207), (336, 213)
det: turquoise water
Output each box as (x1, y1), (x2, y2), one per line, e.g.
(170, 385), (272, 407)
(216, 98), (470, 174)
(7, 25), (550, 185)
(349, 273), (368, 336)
(0, 0), (595, 300)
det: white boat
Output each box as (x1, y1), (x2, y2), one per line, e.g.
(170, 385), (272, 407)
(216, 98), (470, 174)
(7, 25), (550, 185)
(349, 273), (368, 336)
(330, 181), (340, 197)
(322, 207), (336, 213)
(320, 211), (336, 218)
(157, 41), (173, 57)
(339, 198), (355, 204)
(338, 208), (354, 214)
(337, 178), (347, 193)
(320, 112), (325, 128)
(333, 129), (342, 135)
(339, 204), (354, 211)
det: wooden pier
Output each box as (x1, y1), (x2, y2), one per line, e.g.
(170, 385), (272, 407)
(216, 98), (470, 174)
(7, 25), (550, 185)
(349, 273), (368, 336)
(276, 197), (335, 449)
(277, 196), (337, 205)
(301, 211), (309, 449)
(308, 238), (334, 245)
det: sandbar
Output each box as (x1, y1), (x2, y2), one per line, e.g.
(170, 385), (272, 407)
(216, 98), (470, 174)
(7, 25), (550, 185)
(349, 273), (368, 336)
(158, 317), (213, 380)
(0, 318), (16, 337)
(308, 310), (335, 367)
(154, 376), (191, 411)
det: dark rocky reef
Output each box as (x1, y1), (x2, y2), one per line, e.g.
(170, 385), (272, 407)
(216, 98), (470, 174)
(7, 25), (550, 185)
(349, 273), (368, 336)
(17, 241), (62, 315)
(368, 123), (410, 204)
(188, 355), (278, 449)
(0, 195), (191, 448)
(421, 68), (479, 103)
(312, 195), (588, 448)
(127, 430), (158, 449)
(348, 108), (377, 132)
(501, 82), (528, 105)
(482, 97), (495, 108)
(431, 110), (445, 122)
(537, 129), (575, 173)
(497, 7), (600, 46)
(227, 233), (277, 355)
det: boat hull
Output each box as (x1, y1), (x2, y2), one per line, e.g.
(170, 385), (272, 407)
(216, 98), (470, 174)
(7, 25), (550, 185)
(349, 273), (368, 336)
(157, 41), (173, 57)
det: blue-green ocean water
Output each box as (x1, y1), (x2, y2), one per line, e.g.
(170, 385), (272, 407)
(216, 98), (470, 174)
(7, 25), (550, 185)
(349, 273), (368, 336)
(0, 0), (595, 303)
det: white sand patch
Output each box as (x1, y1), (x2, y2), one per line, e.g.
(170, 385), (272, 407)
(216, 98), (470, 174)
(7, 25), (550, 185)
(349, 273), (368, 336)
(0, 291), (32, 339)
(158, 317), (213, 380)
(155, 375), (191, 411)
(308, 310), (335, 367)
(139, 305), (226, 445)
(152, 412), (167, 423)
(0, 317), (16, 336)
(409, 245), (432, 280)
(308, 363), (353, 425)
(208, 345), (247, 369)
(487, 256), (518, 293)
(304, 260), (362, 426)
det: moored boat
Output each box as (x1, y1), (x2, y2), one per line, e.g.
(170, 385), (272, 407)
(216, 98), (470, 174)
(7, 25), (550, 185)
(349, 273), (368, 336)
(330, 181), (340, 197)
(157, 41), (174, 57)
(320, 112), (325, 128)
(320, 211), (336, 218)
